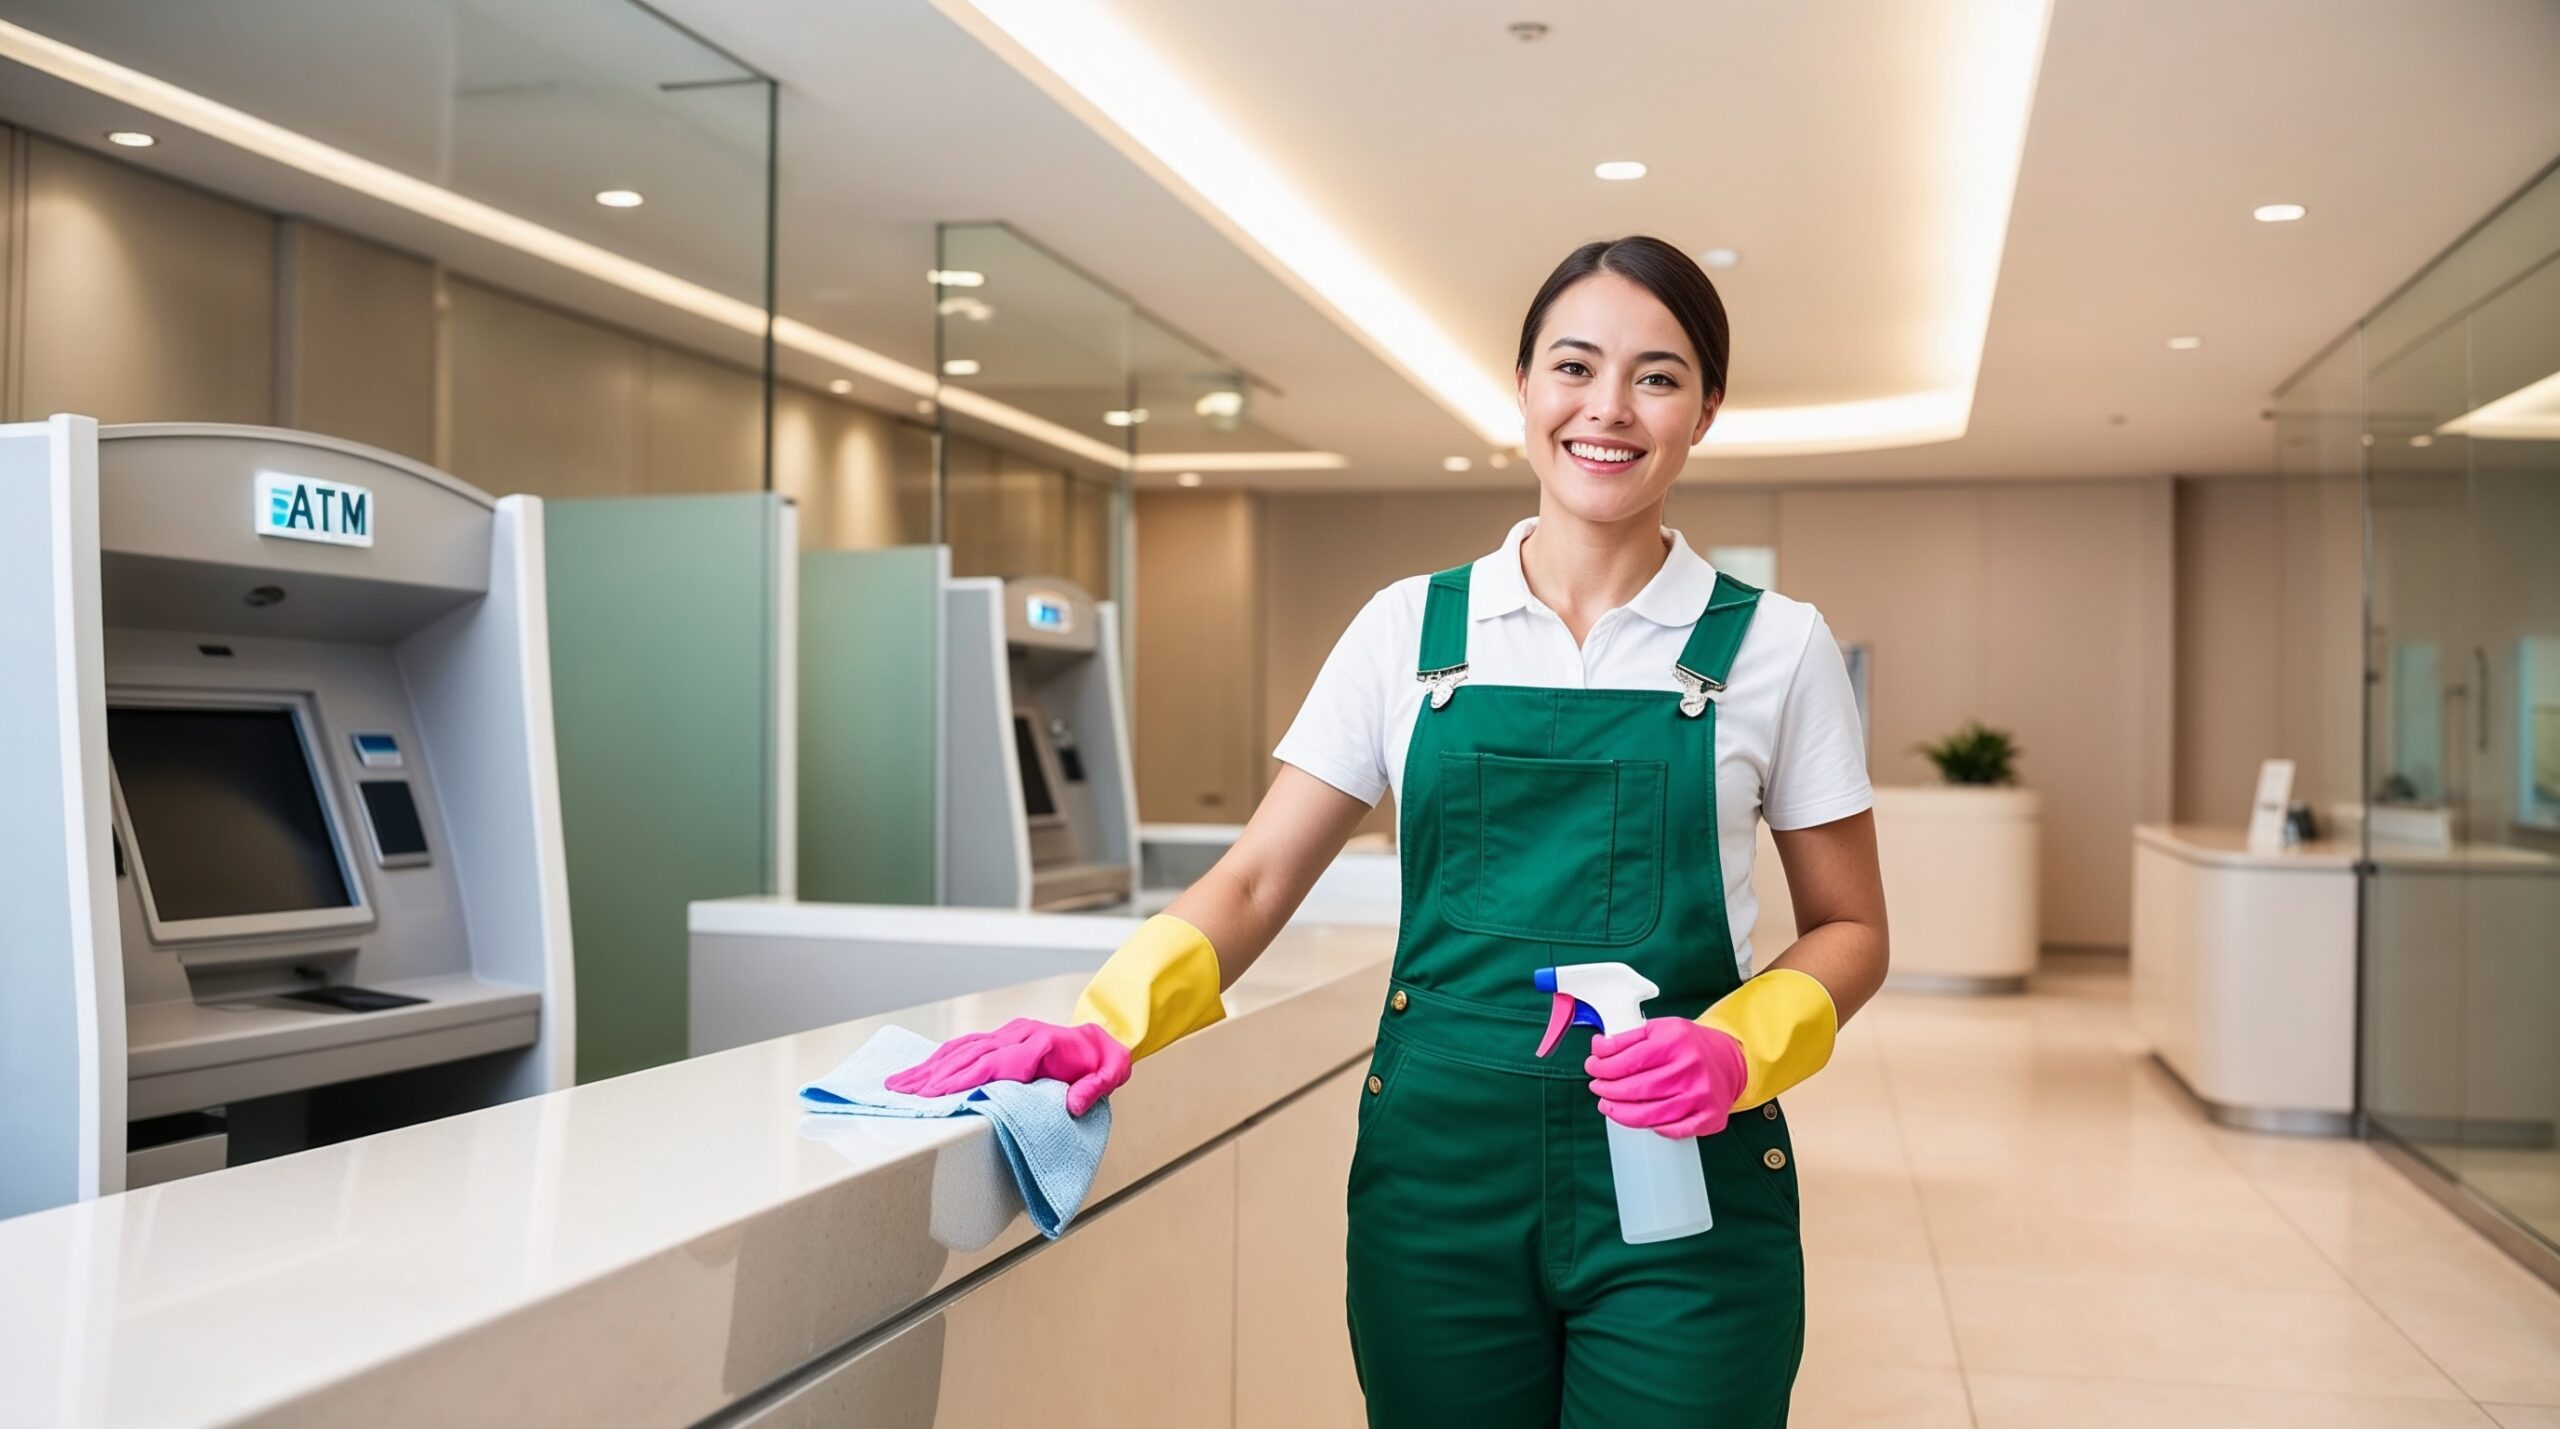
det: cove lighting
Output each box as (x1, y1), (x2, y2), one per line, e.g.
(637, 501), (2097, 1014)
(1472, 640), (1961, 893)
(1176, 471), (1204, 487)
(0, 17), (1347, 482)
(2435, 368), (2560, 441)
(2254, 203), (2306, 223)
(936, 0), (2052, 459)
(1697, 248), (1740, 269)
(930, 0), (1518, 444)
(1593, 160), (1648, 181)
(105, 129), (154, 147)
(594, 189), (644, 209)
(942, 358), (982, 377)
(1132, 450), (1348, 473)
(2166, 336), (2202, 350)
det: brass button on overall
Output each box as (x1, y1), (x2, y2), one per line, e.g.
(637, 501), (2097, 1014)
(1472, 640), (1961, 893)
(1390, 989), (1409, 1012)
(1367, 1075), (1384, 1095)
(1762, 1148), (1788, 1171)
(1763, 1104), (1781, 1121)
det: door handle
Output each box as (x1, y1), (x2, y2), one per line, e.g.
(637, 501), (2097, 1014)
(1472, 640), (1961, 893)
(2476, 646), (2491, 752)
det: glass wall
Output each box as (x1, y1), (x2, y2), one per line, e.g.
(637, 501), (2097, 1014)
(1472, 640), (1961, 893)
(2313, 159), (2560, 1263)
(0, 0), (780, 499)
(930, 220), (1290, 618)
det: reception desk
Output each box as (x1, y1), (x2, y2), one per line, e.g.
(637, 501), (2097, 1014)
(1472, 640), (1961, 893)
(2132, 823), (2560, 1137)
(0, 926), (1394, 1429)
(2130, 825), (2360, 1133)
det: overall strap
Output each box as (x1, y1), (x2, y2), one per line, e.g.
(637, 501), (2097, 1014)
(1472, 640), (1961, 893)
(1673, 571), (1764, 716)
(1415, 564), (1472, 707)
(1416, 564), (1472, 676)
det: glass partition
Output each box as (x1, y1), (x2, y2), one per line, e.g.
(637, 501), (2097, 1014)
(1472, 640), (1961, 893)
(929, 220), (1296, 627)
(2314, 158), (2560, 1265)
(2, 0), (778, 496)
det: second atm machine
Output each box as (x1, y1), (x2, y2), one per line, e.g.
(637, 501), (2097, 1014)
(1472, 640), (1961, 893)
(943, 576), (1139, 911)
(0, 419), (573, 1217)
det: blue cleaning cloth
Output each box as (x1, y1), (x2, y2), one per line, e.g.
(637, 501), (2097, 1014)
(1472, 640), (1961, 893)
(798, 1025), (1111, 1238)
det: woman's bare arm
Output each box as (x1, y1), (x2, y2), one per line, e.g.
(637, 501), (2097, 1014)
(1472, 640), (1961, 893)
(1161, 765), (1376, 988)
(1766, 810), (1890, 1023)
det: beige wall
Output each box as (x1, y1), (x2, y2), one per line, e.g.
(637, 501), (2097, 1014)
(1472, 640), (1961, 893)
(278, 220), (436, 461)
(1134, 490), (1263, 820)
(14, 134), (275, 425)
(0, 126), (936, 541)
(1144, 478), (2181, 947)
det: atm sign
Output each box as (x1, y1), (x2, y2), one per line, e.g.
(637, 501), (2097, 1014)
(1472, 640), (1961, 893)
(255, 471), (373, 548)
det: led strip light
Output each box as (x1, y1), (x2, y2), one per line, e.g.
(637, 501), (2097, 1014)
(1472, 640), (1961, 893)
(0, 19), (1336, 476)
(936, 0), (2053, 459)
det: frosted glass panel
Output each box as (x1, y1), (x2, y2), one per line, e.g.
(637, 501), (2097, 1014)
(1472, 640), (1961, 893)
(549, 493), (786, 1081)
(800, 547), (945, 905)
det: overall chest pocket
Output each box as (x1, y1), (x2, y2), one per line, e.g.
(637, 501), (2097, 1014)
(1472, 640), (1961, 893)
(1436, 752), (1667, 945)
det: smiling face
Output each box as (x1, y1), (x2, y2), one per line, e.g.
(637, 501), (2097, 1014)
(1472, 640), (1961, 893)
(1516, 270), (1720, 528)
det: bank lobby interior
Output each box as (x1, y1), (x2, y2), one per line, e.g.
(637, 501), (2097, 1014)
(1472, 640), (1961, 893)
(3, 2), (2560, 1426)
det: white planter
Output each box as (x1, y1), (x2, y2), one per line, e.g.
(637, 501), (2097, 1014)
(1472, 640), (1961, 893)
(1752, 784), (2041, 992)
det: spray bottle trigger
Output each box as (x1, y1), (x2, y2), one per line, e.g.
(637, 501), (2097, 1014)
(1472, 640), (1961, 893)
(1535, 994), (1607, 1057)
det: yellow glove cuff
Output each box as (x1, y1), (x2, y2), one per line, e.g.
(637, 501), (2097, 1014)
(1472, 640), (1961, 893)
(1071, 914), (1228, 1060)
(1698, 967), (1838, 1110)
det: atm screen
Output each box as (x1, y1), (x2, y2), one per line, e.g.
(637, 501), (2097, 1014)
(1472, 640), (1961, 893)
(108, 706), (355, 921)
(1012, 714), (1059, 819)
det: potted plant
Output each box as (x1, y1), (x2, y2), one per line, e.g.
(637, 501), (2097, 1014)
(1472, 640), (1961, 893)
(1757, 718), (2042, 992)
(1916, 721), (2022, 787)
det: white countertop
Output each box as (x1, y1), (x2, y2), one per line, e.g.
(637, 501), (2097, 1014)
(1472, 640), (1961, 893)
(0, 924), (1396, 1429)
(2134, 822), (2560, 873)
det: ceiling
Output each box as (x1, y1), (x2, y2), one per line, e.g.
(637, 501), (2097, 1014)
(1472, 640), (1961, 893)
(3, 0), (2559, 490)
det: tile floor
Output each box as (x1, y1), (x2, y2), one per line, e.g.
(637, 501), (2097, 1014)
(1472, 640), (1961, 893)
(1787, 952), (2560, 1427)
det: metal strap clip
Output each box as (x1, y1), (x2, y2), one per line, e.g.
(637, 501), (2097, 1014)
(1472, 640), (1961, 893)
(1418, 664), (1469, 710)
(1673, 665), (1722, 718)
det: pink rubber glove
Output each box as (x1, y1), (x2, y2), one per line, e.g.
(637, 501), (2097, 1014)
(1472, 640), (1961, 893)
(885, 1017), (1131, 1117)
(1585, 1017), (1750, 1138)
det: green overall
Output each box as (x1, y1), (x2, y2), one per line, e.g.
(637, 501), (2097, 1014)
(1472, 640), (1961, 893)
(1345, 563), (1804, 1428)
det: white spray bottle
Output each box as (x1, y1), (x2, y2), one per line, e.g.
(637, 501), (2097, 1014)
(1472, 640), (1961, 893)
(1534, 962), (1715, 1244)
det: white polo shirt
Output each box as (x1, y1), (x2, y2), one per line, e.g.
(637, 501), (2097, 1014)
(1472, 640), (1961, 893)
(1274, 517), (1873, 974)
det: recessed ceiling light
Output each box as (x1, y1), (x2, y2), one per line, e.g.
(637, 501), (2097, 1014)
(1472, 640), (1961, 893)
(2253, 203), (2306, 223)
(915, 399), (938, 416)
(942, 358), (981, 377)
(828, 378), (853, 394)
(1194, 390), (1245, 420)
(594, 189), (644, 209)
(928, 269), (986, 287)
(2166, 336), (2202, 350)
(2407, 434), (2434, 448)
(937, 295), (994, 322)
(1697, 248), (1740, 270)
(1593, 160), (1647, 181)
(1488, 452), (1511, 469)
(105, 129), (154, 147)
(1176, 471), (1204, 487)
(1102, 408), (1149, 426)
(1443, 455), (1473, 472)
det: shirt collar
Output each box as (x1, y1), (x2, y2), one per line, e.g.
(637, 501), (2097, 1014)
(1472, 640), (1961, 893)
(1471, 517), (1719, 628)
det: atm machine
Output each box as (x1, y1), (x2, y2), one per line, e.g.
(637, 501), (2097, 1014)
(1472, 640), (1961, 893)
(1, 417), (573, 1219)
(943, 575), (1138, 912)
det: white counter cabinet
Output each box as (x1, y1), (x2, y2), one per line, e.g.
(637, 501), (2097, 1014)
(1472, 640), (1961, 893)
(1752, 785), (2042, 990)
(2129, 825), (2360, 1133)
(0, 927), (1393, 1429)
